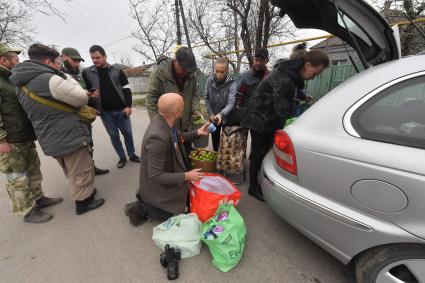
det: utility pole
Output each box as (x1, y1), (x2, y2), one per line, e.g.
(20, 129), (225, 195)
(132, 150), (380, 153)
(175, 0), (182, 45)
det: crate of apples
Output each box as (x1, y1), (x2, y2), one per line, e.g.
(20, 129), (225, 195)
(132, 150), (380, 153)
(190, 148), (218, 173)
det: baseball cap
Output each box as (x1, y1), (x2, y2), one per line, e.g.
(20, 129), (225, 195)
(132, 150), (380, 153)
(0, 44), (21, 57)
(175, 46), (197, 73)
(62, 47), (85, 62)
(254, 48), (269, 59)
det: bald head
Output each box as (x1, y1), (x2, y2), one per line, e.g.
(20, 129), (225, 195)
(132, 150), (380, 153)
(158, 93), (184, 116)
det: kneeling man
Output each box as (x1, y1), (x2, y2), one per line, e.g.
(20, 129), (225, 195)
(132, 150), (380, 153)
(125, 93), (208, 225)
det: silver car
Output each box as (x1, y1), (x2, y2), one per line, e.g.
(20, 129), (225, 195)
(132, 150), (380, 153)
(262, 0), (425, 282)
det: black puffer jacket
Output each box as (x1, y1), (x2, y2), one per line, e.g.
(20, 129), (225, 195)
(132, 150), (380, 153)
(241, 59), (304, 134)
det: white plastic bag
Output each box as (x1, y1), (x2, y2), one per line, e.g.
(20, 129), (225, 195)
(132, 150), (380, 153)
(152, 213), (202, 258)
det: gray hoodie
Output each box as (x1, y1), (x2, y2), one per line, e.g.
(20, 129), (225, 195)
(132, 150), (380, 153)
(10, 60), (91, 157)
(204, 75), (236, 123)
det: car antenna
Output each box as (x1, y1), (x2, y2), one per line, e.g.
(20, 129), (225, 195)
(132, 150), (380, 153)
(331, 0), (370, 70)
(403, 12), (425, 41)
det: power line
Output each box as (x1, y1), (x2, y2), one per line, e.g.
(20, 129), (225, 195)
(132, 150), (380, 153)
(63, 0), (94, 36)
(104, 35), (132, 47)
(67, 0), (112, 42)
(203, 17), (425, 57)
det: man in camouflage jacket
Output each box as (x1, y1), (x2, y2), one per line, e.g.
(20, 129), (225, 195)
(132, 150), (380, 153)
(0, 44), (62, 224)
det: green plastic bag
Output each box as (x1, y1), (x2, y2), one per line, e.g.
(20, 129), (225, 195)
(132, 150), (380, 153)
(152, 213), (202, 258)
(284, 117), (297, 128)
(201, 204), (247, 272)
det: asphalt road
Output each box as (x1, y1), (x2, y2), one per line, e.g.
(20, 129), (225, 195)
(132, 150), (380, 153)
(0, 107), (355, 283)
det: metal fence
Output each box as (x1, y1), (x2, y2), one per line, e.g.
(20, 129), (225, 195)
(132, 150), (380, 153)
(197, 64), (359, 99)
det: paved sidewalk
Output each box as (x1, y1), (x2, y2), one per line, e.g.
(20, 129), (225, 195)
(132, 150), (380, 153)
(0, 107), (355, 283)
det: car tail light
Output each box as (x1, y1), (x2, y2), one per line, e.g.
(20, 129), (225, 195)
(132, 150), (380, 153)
(273, 130), (297, 176)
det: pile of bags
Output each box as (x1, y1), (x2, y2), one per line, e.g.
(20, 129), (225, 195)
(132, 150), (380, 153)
(152, 174), (247, 275)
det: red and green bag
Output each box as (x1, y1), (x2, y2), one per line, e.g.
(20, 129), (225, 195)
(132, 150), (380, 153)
(189, 173), (241, 223)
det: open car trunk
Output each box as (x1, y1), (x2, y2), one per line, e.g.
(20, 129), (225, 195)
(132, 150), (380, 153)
(271, 0), (400, 67)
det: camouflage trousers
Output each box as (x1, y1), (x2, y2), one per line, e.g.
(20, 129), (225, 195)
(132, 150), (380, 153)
(0, 141), (43, 216)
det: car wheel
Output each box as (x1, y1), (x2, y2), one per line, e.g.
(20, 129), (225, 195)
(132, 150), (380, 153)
(355, 244), (425, 283)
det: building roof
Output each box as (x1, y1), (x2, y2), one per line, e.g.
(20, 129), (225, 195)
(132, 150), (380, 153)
(123, 63), (155, 77)
(310, 36), (346, 49)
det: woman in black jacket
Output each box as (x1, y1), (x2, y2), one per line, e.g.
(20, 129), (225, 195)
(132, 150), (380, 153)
(241, 49), (329, 202)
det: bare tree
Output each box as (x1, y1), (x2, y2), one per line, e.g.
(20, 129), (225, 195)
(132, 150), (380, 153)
(119, 55), (134, 68)
(0, 0), (71, 47)
(16, 0), (71, 21)
(130, 0), (177, 62)
(0, 1), (34, 47)
(188, 0), (295, 69)
(370, 0), (425, 55)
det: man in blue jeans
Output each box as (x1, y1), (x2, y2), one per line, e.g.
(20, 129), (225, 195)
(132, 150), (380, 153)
(82, 45), (140, 168)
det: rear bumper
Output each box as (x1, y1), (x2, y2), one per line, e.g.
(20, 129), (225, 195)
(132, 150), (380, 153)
(260, 151), (425, 264)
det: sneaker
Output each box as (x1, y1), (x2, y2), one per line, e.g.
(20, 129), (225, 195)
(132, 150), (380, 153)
(24, 208), (53, 224)
(129, 155), (140, 163)
(36, 196), (63, 209)
(94, 166), (109, 175)
(117, 158), (127, 168)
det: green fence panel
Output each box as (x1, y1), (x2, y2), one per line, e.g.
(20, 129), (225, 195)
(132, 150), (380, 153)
(305, 64), (360, 100)
(197, 65), (358, 99)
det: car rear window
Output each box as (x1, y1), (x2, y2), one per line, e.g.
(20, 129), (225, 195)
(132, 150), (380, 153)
(337, 14), (372, 46)
(351, 75), (425, 149)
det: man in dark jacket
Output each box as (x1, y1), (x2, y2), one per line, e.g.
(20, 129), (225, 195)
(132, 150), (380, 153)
(124, 93), (209, 226)
(61, 47), (109, 175)
(82, 45), (140, 169)
(232, 48), (270, 122)
(145, 46), (201, 154)
(241, 50), (329, 202)
(0, 44), (63, 223)
(10, 43), (105, 215)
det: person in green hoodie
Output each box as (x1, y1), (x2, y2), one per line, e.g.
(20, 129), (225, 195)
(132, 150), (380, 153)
(145, 46), (201, 153)
(0, 44), (63, 223)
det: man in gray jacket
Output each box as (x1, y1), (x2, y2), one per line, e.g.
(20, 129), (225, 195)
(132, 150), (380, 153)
(10, 43), (104, 215)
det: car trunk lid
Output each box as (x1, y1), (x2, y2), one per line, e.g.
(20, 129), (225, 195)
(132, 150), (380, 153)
(271, 0), (400, 68)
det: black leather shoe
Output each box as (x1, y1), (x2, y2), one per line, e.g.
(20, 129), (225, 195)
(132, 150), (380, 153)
(248, 186), (265, 202)
(117, 158), (127, 168)
(129, 155), (140, 163)
(76, 197), (105, 215)
(36, 196), (63, 209)
(94, 166), (109, 175)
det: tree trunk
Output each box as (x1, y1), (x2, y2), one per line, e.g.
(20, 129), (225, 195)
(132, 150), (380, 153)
(175, 0), (182, 45)
(233, 9), (242, 72)
(402, 0), (416, 55)
(256, 0), (266, 49)
(262, 4), (273, 47)
(178, 0), (191, 48)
